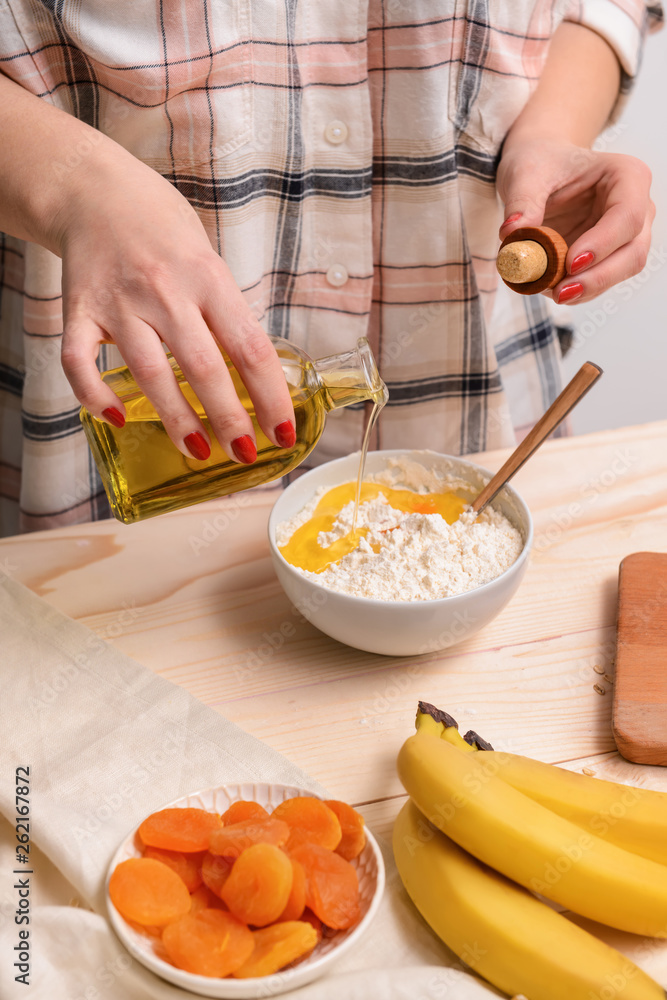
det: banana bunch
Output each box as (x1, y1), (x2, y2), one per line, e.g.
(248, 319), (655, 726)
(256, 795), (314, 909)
(393, 702), (667, 1000)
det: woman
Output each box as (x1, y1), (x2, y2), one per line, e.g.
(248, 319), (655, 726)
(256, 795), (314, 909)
(0, 1), (661, 534)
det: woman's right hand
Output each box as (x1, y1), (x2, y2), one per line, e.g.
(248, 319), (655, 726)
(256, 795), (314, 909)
(54, 149), (295, 463)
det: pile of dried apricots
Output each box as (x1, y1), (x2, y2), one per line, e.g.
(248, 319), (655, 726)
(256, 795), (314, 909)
(108, 795), (366, 979)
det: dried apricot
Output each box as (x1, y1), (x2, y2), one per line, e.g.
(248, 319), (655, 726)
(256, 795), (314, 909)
(278, 857), (306, 921)
(233, 920), (318, 978)
(301, 908), (323, 941)
(162, 909), (253, 977)
(138, 808), (222, 852)
(109, 857), (191, 927)
(221, 800), (269, 825)
(189, 884), (226, 913)
(200, 851), (233, 899)
(324, 800), (366, 860)
(209, 817), (289, 859)
(221, 843), (293, 927)
(142, 846), (204, 892)
(272, 796), (342, 851)
(125, 919), (163, 939)
(291, 843), (360, 930)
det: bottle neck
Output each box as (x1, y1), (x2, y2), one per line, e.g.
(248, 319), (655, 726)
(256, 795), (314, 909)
(312, 338), (388, 412)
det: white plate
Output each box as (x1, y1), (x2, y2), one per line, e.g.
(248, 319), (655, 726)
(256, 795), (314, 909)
(106, 782), (385, 998)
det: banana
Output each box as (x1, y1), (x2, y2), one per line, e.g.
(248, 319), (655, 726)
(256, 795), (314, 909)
(397, 730), (667, 937)
(468, 750), (667, 867)
(393, 798), (665, 1000)
(416, 702), (667, 867)
(415, 701), (476, 750)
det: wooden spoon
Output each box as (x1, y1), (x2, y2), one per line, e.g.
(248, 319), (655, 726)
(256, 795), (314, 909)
(470, 361), (603, 515)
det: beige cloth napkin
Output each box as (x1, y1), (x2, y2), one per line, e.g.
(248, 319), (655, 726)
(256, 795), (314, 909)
(0, 574), (496, 1000)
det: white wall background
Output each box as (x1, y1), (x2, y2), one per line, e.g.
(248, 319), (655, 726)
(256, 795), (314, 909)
(561, 27), (666, 434)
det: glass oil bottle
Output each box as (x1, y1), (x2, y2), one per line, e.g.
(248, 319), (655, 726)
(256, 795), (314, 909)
(80, 337), (388, 524)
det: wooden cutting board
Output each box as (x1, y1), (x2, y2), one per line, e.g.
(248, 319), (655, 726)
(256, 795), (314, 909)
(612, 551), (667, 765)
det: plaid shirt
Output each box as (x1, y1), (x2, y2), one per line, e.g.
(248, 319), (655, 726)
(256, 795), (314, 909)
(0, 0), (661, 534)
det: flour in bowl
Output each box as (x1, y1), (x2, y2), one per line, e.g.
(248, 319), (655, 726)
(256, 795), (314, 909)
(276, 461), (524, 602)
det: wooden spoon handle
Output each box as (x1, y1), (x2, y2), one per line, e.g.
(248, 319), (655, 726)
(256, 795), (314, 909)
(470, 361), (603, 514)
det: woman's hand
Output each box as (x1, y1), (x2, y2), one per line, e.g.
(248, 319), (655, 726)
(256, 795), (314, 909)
(0, 71), (295, 464)
(495, 19), (656, 306)
(496, 138), (655, 305)
(55, 149), (295, 462)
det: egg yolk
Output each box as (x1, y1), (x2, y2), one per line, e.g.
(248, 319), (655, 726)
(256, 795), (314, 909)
(279, 482), (466, 573)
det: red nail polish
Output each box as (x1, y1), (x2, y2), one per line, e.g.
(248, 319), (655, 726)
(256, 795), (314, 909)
(275, 420), (296, 449)
(184, 432), (211, 461)
(102, 407), (125, 429)
(501, 212), (522, 228)
(231, 435), (257, 464)
(570, 251), (594, 275)
(557, 283), (583, 304)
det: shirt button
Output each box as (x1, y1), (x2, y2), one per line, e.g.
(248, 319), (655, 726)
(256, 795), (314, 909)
(326, 264), (349, 287)
(324, 120), (348, 145)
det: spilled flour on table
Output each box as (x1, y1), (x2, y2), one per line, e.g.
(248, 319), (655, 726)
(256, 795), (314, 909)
(276, 458), (524, 601)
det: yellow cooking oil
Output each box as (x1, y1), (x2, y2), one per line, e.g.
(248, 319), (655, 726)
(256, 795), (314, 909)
(80, 337), (388, 524)
(280, 482), (467, 573)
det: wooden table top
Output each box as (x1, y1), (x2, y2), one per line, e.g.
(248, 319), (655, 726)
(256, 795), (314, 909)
(3, 420), (667, 841)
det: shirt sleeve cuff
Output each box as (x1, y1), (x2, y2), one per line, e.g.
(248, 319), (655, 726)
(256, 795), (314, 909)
(573, 1), (663, 76)
(568, 1), (664, 122)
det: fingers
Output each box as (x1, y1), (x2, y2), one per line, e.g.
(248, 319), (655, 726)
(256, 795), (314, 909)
(63, 316), (219, 460)
(204, 309), (296, 452)
(496, 144), (567, 238)
(64, 305), (296, 466)
(199, 265), (296, 450)
(551, 211), (654, 305)
(158, 308), (263, 464)
(498, 199), (547, 241)
(61, 319), (128, 429)
(497, 153), (556, 235)
(566, 156), (652, 256)
(128, 264), (296, 461)
(551, 158), (654, 305)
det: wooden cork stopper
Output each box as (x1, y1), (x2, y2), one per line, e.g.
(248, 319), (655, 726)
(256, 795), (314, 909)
(497, 226), (568, 295)
(496, 241), (547, 284)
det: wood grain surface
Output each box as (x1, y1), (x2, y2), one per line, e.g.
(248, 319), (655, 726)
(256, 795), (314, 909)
(613, 551), (667, 764)
(2, 421), (667, 816)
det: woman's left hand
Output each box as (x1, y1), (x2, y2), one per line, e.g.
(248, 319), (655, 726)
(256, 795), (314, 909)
(496, 138), (655, 305)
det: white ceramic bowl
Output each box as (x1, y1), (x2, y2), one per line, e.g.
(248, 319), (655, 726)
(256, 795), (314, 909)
(106, 782), (385, 999)
(268, 449), (533, 656)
